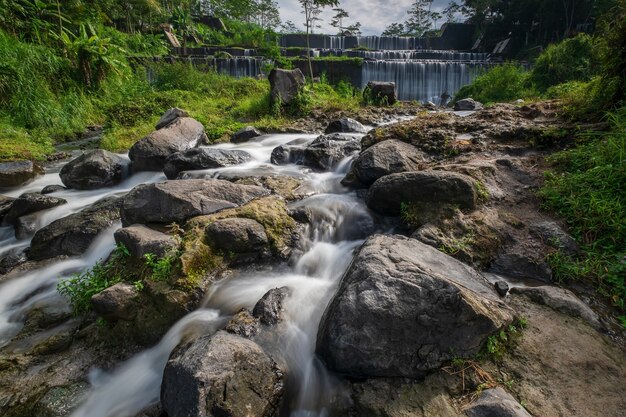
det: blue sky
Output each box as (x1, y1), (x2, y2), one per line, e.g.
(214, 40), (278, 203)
(276, 0), (451, 35)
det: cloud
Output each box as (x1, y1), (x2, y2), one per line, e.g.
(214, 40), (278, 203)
(276, 0), (450, 35)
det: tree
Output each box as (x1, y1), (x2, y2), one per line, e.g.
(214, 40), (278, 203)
(443, 1), (462, 22)
(330, 7), (361, 35)
(381, 22), (407, 36)
(280, 19), (301, 33)
(405, 0), (436, 37)
(254, 0), (280, 30)
(299, 0), (338, 83)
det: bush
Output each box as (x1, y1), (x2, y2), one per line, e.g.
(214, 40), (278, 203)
(453, 63), (533, 104)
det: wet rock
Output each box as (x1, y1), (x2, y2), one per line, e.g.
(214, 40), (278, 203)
(129, 117), (208, 171)
(2, 192), (66, 225)
(288, 206), (312, 223)
(29, 197), (121, 260)
(253, 287), (290, 325)
(365, 81), (397, 105)
(268, 68), (305, 105)
(366, 171), (477, 216)
(495, 281), (510, 297)
(15, 212), (39, 239)
(121, 179), (268, 226)
(0, 252), (27, 275)
(0, 160), (43, 188)
(59, 150), (130, 190)
(226, 309), (260, 338)
(156, 107), (189, 130)
(41, 184), (66, 194)
(231, 126), (263, 143)
(489, 253), (552, 282)
(0, 195), (15, 223)
(325, 118), (367, 134)
(303, 133), (361, 171)
(316, 234), (513, 378)
(163, 148), (252, 179)
(510, 285), (601, 329)
(464, 387), (531, 417)
(114, 225), (178, 259)
(205, 217), (268, 253)
(161, 331), (284, 417)
(32, 382), (89, 417)
(91, 282), (139, 321)
(270, 144), (305, 165)
(454, 98), (483, 111)
(344, 139), (427, 187)
(529, 221), (579, 256)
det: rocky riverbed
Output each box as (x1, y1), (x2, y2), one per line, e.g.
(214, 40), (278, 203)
(0, 103), (624, 417)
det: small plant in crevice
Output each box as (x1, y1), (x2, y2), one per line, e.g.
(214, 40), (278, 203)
(484, 318), (528, 362)
(143, 251), (181, 282)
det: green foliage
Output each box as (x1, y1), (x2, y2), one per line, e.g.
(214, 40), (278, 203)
(400, 202), (421, 228)
(484, 318), (527, 361)
(144, 252), (179, 282)
(454, 63), (533, 105)
(57, 243), (131, 315)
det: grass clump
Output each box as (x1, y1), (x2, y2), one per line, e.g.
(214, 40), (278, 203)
(454, 64), (534, 105)
(484, 318), (528, 362)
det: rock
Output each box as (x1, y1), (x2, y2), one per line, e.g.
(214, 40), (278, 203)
(32, 382), (89, 417)
(129, 117), (208, 171)
(494, 281), (510, 297)
(0, 195), (15, 223)
(205, 217), (268, 253)
(156, 107), (189, 130)
(29, 197), (121, 260)
(114, 225), (178, 259)
(163, 148), (252, 179)
(268, 68), (305, 105)
(0, 160), (43, 188)
(41, 185), (66, 194)
(59, 150), (130, 190)
(15, 213), (39, 239)
(529, 221), (579, 256)
(121, 180), (268, 226)
(161, 331), (284, 417)
(231, 126), (263, 143)
(464, 387), (531, 417)
(2, 192), (66, 225)
(344, 139), (427, 187)
(225, 309), (260, 338)
(303, 133), (361, 171)
(325, 118), (367, 134)
(454, 98), (483, 111)
(489, 253), (552, 282)
(510, 285), (601, 329)
(366, 171), (477, 216)
(365, 81), (397, 105)
(288, 206), (312, 223)
(253, 287), (290, 325)
(316, 234), (513, 378)
(91, 282), (139, 321)
(0, 252), (27, 274)
(270, 144), (305, 165)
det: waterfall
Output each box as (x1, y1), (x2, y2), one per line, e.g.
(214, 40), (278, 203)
(356, 36), (415, 50)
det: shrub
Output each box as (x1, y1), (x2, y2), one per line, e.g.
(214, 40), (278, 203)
(453, 63), (533, 104)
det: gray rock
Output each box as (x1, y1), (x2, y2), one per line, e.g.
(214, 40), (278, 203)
(365, 81), (397, 105)
(344, 139), (427, 187)
(231, 126), (263, 143)
(91, 282), (139, 321)
(225, 309), (260, 338)
(464, 387), (531, 417)
(495, 281), (510, 297)
(454, 98), (483, 111)
(29, 197), (121, 260)
(2, 192), (66, 225)
(121, 180), (268, 226)
(510, 285), (601, 329)
(206, 217), (268, 253)
(316, 235), (513, 378)
(15, 212), (39, 239)
(41, 185), (66, 194)
(529, 221), (579, 256)
(270, 144), (306, 165)
(161, 331), (284, 417)
(253, 287), (290, 325)
(268, 68), (305, 105)
(325, 118), (367, 134)
(0, 160), (43, 188)
(0, 195), (15, 223)
(59, 150), (130, 190)
(303, 133), (361, 171)
(489, 253), (552, 282)
(32, 382), (89, 417)
(366, 171), (477, 216)
(156, 107), (189, 130)
(0, 252), (27, 275)
(129, 117), (208, 171)
(114, 225), (178, 259)
(163, 148), (252, 179)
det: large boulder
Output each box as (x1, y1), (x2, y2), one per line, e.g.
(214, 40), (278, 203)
(29, 197), (122, 260)
(454, 98), (483, 111)
(366, 171), (477, 216)
(161, 331), (284, 417)
(0, 160), (43, 188)
(59, 150), (130, 190)
(120, 179), (268, 226)
(129, 117), (208, 171)
(303, 133), (361, 171)
(325, 118), (367, 134)
(344, 139), (428, 187)
(2, 192), (66, 225)
(91, 282), (139, 321)
(231, 126), (263, 143)
(464, 387), (532, 417)
(114, 225), (178, 259)
(205, 217), (268, 253)
(156, 107), (189, 130)
(163, 148), (252, 179)
(365, 81), (397, 105)
(268, 68), (305, 105)
(270, 144), (306, 166)
(316, 235), (513, 378)
(253, 287), (290, 326)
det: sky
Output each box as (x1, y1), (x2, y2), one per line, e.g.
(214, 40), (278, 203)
(276, 0), (451, 36)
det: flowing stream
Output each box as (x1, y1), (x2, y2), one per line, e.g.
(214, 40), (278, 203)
(0, 131), (381, 417)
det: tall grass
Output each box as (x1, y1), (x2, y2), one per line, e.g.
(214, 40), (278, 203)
(453, 64), (534, 105)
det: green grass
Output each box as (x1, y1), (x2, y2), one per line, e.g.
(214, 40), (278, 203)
(454, 63), (535, 105)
